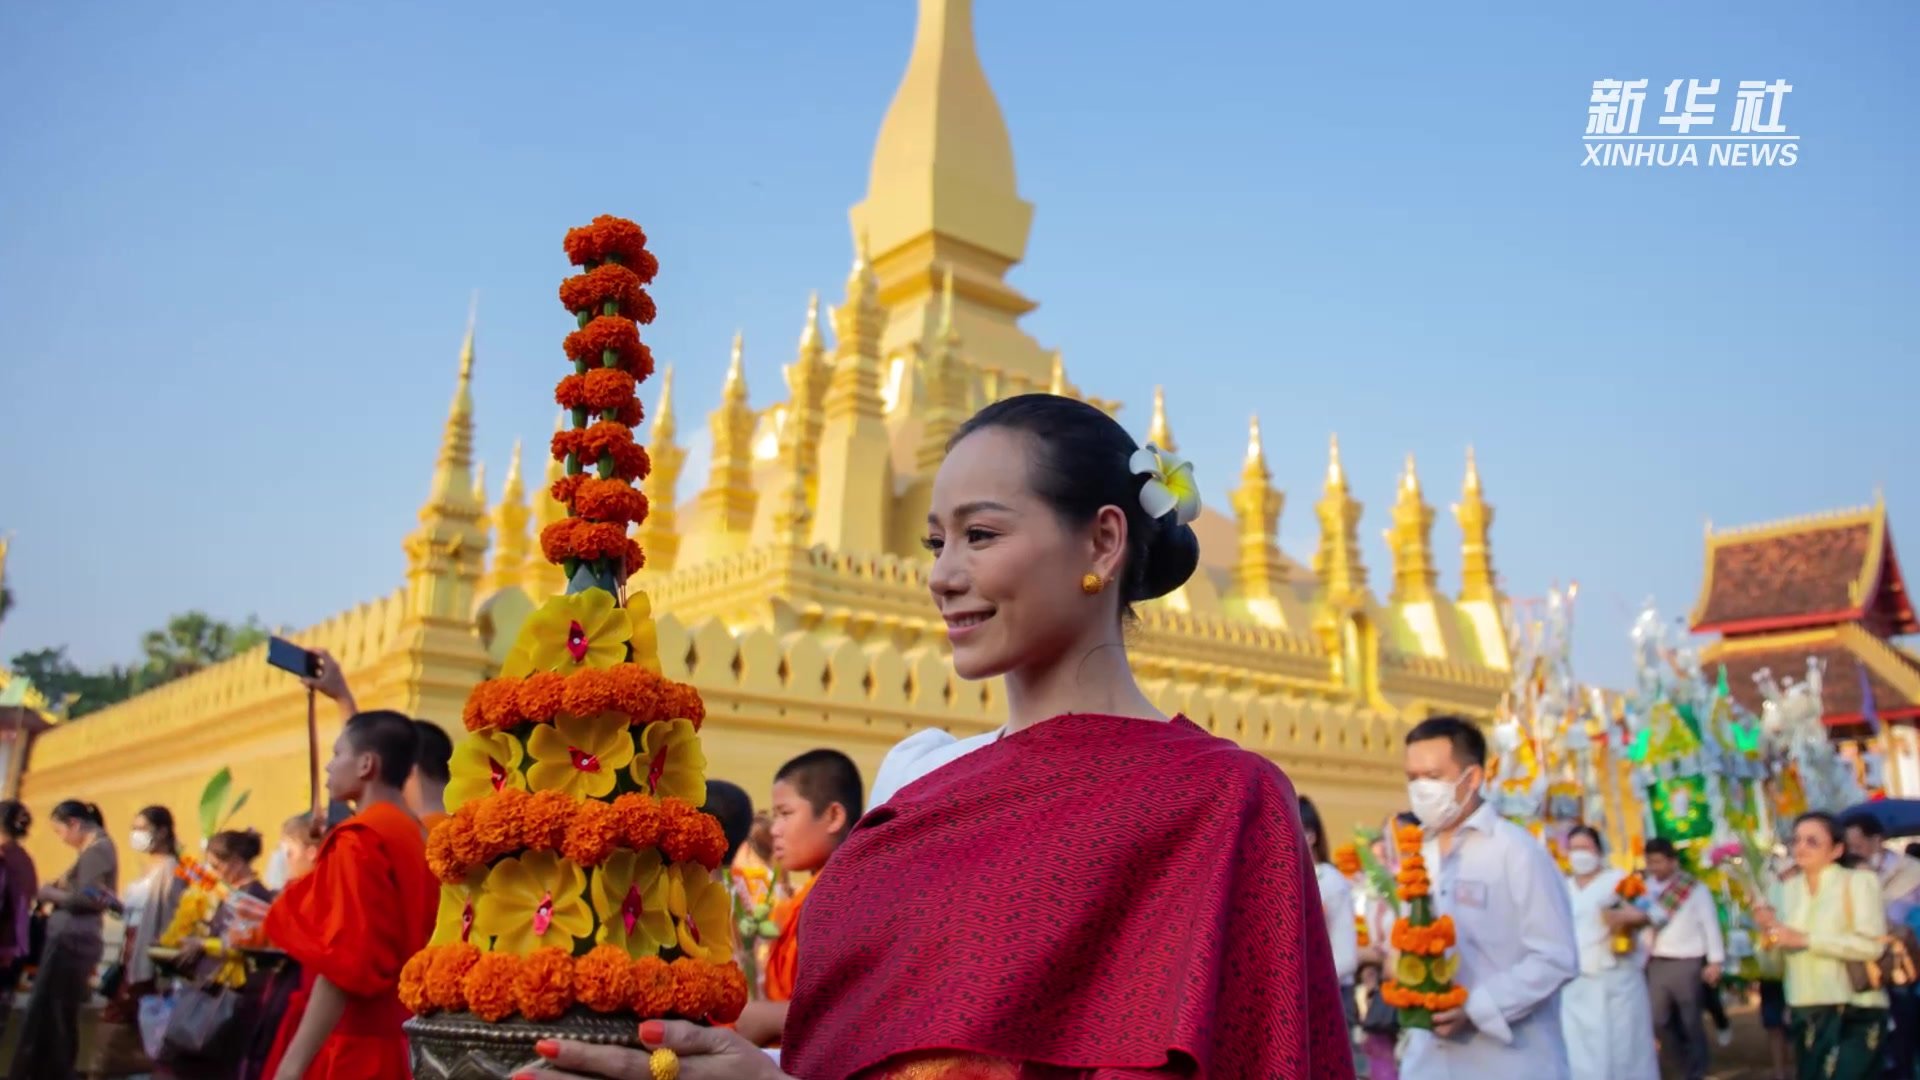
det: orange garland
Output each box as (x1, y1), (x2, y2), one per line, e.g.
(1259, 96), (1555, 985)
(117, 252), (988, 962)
(461, 664), (704, 733)
(558, 263), (657, 324)
(1389, 915), (1457, 957)
(563, 216), (660, 281)
(426, 788), (728, 883)
(555, 368), (641, 415)
(1615, 873), (1647, 902)
(401, 942), (745, 1025)
(1380, 982), (1468, 1012)
(1331, 843), (1362, 877)
(564, 317), (656, 377)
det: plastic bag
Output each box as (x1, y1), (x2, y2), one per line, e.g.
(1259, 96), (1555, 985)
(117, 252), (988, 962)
(137, 992), (175, 1061)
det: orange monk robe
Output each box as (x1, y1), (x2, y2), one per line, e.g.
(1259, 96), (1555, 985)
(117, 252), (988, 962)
(763, 875), (817, 1003)
(262, 801), (437, 1079)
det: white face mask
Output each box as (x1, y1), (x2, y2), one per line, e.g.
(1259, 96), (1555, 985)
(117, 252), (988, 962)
(1407, 770), (1476, 830)
(128, 829), (153, 854)
(1567, 849), (1603, 876)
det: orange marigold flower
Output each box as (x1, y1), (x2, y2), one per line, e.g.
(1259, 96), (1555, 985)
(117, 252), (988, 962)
(575, 945), (641, 1013)
(1332, 844), (1362, 876)
(564, 316), (655, 375)
(659, 798), (728, 870)
(669, 958), (713, 1018)
(572, 479), (649, 527)
(515, 947), (576, 1022)
(559, 263), (656, 322)
(711, 963), (749, 1025)
(426, 822), (461, 883)
(468, 680), (520, 731)
(463, 952), (522, 1022)
(541, 519), (633, 566)
(399, 949), (435, 1014)
(632, 956), (676, 1018)
(473, 787), (528, 855)
(616, 398), (642, 428)
(445, 816), (489, 875)
(610, 792), (664, 850)
(563, 215), (659, 282)
(561, 798), (621, 866)
(516, 671), (566, 723)
(555, 368), (641, 414)
(551, 472), (589, 507)
(563, 668), (619, 717)
(521, 789), (574, 852)
(426, 943), (481, 1012)
(1394, 823), (1424, 855)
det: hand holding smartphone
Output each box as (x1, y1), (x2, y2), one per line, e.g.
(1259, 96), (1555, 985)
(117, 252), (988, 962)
(266, 636), (321, 679)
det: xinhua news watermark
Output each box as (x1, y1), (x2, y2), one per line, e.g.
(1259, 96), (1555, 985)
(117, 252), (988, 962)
(1584, 79), (1797, 168)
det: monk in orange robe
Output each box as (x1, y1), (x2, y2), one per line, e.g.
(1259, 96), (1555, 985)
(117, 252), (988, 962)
(740, 749), (862, 1045)
(409, 718), (453, 831)
(263, 709), (437, 1080)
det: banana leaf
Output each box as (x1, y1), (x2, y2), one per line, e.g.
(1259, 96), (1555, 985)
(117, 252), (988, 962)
(1353, 828), (1400, 918)
(199, 768), (232, 841)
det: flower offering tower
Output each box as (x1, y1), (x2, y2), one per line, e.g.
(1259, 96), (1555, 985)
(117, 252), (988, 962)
(400, 217), (746, 1079)
(1381, 821), (1466, 1028)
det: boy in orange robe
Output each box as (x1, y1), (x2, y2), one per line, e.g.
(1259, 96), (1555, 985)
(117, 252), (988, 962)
(262, 709), (437, 1080)
(740, 749), (863, 1045)
(408, 718), (453, 832)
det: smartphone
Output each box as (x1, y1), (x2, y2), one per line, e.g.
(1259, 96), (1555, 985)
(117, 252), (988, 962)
(266, 636), (320, 679)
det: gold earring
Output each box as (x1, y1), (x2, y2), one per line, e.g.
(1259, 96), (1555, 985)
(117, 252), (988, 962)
(1081, 572), (1104, 595)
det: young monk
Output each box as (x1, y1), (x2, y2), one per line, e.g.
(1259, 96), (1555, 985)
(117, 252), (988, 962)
(262, 710), (437, 1080)
(408, 718), (454, 831)
(735, 750), (863, 1044)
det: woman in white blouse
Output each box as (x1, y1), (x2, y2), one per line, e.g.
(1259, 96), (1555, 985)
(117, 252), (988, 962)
(1298, 797), (1359, 989)
(1560, 824), (1658, 1080)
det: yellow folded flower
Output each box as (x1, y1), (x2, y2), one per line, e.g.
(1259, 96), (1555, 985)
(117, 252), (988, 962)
(667, 862), (735, 965)
(430, 870), (486, 947)
(591, 848), (674, 958)
(630, 718), (707, 805)
(471, 850), (592, 955)
(445, 730), (527, 812)
(503, 589), (635, 677)
(528, 710), (636, 799)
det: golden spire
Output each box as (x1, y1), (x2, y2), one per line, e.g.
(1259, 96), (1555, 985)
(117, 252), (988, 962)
(1230, 413), (1287, 601)
(1145, 385), (1177, 452)
(848, 0), (1032, 271)
(520, 411), (570, 595)
(483, 441), (531, 594)
(403, 314), (489, 622)
(639, 366), (686, 573)
(826, 238), (886, 422)
(1453, 445), (1498, 603)
(472, 460), (487, 508)
(917, 266), (967, 475)
(1313, 433), (1366, 604)
(699, 334), (758, 536)
(813, 239), (894, 552)
(1386, 452), (1438, 603)
(1047, 351), (1070, 398)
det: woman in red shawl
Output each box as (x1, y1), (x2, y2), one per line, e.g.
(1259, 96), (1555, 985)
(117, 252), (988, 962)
(532, 394), (1352, 1079)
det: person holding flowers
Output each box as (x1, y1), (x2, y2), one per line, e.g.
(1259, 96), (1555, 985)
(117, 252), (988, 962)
(1398, 716), (1577, 1079)
(1558, 824), (1656, 1080)
(535, 392), (1353, 1078)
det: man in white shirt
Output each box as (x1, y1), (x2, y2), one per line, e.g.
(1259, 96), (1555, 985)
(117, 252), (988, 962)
(1400, 716), (1579, 1080)
(1642, 837), (1724, 1080)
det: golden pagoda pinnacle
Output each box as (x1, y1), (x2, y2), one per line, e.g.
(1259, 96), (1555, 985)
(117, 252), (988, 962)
(1230, 414), (1288, 603)
(639, 366), (685, 573)
(849, 0), (1032, 275)
(1145, 386), (1177, 452)
(472, 460), (487, 508)
(917, 266), (967, 474)
(1047, 351), (1071, 398)
(1453, 445), (1499, 602)
(813, 242), (893, 552)
(1387, 452), (1438, 603)
(1313, 434), (1367, 604)
(403, 318), (490, 623)
(534, 411), (568, 534)
(482, 440), (531, 595)
(783, 296), (830, 469)
(698, 334), (758, 536)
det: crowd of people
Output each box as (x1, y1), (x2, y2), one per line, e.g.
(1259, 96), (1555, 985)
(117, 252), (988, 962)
(1, 391), (1914, 1079)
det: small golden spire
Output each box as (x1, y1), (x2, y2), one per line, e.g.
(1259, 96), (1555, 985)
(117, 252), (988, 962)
(1388, 452), (1437, 603)
(503, 440), (524, 501)
(1401, 452), (1420, 495)
(535, 411), (568, 531)
(1326, 433), (1346, 490)
(1314, 432), (1366, 605)
(653, 365), (678, 443)
(639, 368), (687, 574)
(1048, 351), (1069, 397)
(724, 331), (747, 401)
(1146, 386), (1177, 452)
(472, 460), (487, 506)
(700, 333), (758, 535)
(483, 441), (531, 594)
(1453, 444), (1497, 603)
(1245, 414), (1267, 466)
(1232, 412), (1287, 600)
(799, 292), (826, 354)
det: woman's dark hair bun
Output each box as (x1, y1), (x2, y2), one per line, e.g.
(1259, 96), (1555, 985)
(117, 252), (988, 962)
(52, 799), (105, 828)
(0, 800), (30, 839)
(209, 828), (265, 865)
(950, 393), (1202, 614)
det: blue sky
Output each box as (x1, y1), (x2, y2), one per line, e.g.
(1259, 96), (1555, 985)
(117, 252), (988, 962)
(1, 1), (1913, 690)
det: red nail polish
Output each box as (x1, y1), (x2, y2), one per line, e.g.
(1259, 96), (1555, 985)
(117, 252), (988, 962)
(639, 1020), (666, 1045)
(535, 1039), (559, 1059)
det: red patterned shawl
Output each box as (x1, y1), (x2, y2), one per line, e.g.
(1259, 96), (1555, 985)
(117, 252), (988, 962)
(782, 714), (1353, 1079)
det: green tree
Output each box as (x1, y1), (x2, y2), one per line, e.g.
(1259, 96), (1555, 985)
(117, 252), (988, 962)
(7, 645), (141, 718)
(0, 584), (11, 627)
(138, 611), (268, 684)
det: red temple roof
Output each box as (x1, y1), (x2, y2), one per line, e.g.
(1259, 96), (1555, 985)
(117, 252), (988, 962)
(1709, 626), (1920, 730)
(1690, 502), (1917, 638)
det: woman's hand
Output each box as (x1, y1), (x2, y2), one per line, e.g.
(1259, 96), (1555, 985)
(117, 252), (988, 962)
(526, 1021), (792, 1079)
(1768, 925), (1809, 950)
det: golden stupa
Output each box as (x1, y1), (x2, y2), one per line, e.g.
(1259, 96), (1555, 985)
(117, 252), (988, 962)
(15, 0), (1511, 868)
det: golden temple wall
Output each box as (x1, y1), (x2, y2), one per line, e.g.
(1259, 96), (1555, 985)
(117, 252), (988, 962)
(20, 603), (1415, 874)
